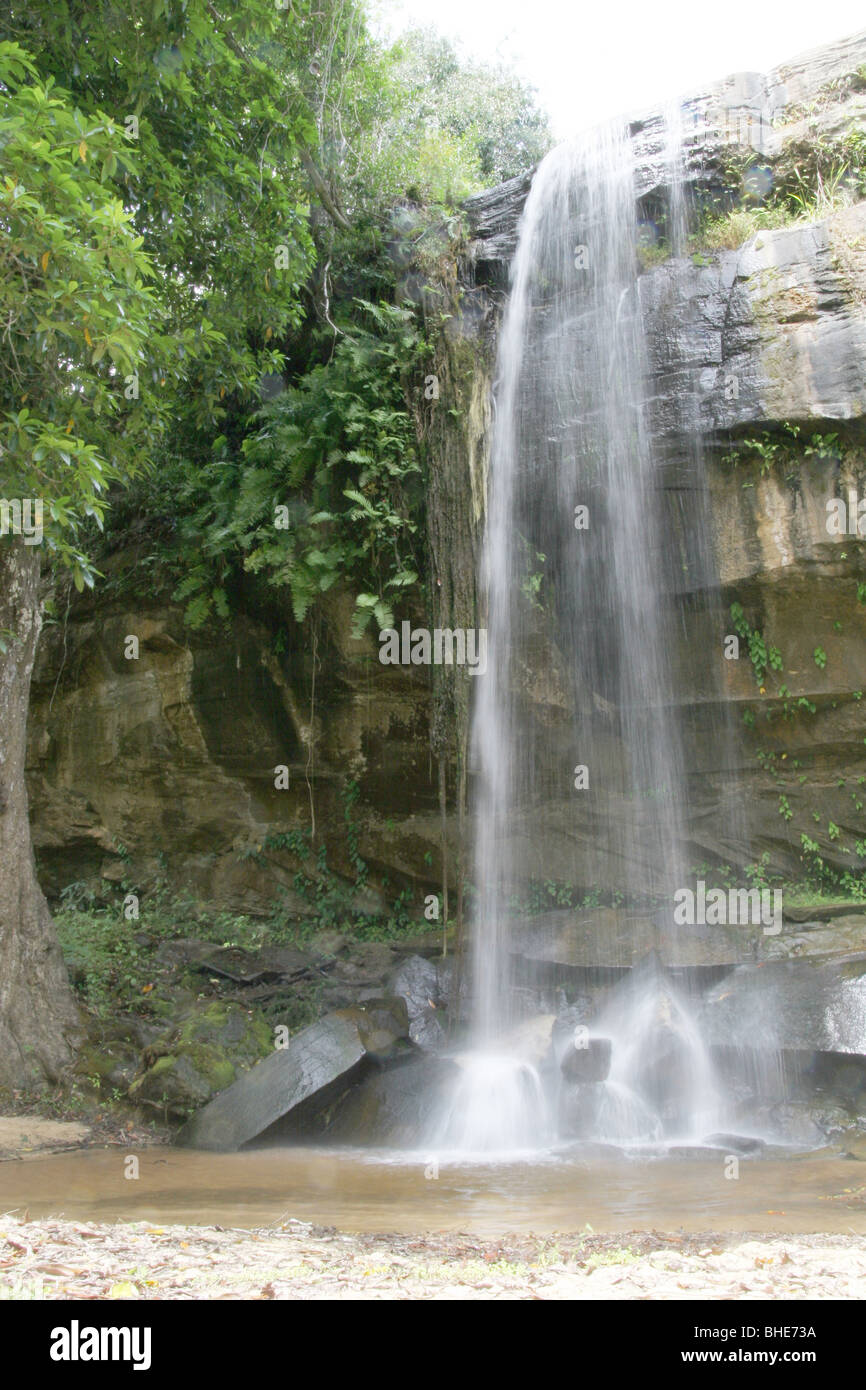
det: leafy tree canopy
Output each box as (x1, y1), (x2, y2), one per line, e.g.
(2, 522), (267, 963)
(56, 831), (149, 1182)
(388, 27), (552, 189)
(0, 41), (161, 583)
(1, 1), (550, 612)
(2, 2), (319, 447)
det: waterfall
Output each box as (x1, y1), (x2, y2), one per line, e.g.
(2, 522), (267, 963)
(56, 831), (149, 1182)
(441, 111), (741, 1153)
(474, 119), (689, 1024)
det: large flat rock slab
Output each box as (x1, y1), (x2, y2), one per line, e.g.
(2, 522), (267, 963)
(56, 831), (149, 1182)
(175, 1012), (366, 1152)
(700, 955), (866, 1056)
(784, 901), (866, 924)
(511, 907), (866, 973)
(510, 908), (752, 970)
(763, 914), (866, 961)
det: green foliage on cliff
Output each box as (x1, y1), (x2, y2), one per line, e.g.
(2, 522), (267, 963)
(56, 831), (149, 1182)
(730, 602), (783, 688)
(694, 125), (866, 251)
(721, 423), (844, 477)
(167, 300), (428, 634)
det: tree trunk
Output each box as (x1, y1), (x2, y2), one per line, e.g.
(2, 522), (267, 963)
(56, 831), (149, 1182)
(0, 539), (80, 1088)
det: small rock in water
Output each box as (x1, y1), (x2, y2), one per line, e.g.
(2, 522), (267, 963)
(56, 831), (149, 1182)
(387, 955), (445, 1051)
(560, 1036), (612, 1083)
(558, 1081), (605, 1140)
(343, 997), (409, 1059)
(703, 1132), (764, 1154)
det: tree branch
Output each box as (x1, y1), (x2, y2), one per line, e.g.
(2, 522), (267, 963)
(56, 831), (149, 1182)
(297, 146), (352, 231)
(205, 2), (352, 232)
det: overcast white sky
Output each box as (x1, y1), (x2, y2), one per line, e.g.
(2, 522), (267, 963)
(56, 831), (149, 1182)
(376, 0), (866, 139)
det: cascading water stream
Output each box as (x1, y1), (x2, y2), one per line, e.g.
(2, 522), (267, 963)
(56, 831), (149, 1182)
(437, 111), (737, 1153)
(474, 119), (689, 1011)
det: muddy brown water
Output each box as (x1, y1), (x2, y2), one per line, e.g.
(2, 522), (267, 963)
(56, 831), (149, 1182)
(1, 1146), (865, 1235)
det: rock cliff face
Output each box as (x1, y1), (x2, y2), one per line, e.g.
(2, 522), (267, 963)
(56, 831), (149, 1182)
(452, 27), (866, 886)
(26, 29), (866, 914)
(27, 596), (447, 914)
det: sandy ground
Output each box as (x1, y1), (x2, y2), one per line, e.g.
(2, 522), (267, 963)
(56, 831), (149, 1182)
(0, 1118), (92, 1158)
(0, 1113), (170, 1162)
(0, 1217), (864, 1300)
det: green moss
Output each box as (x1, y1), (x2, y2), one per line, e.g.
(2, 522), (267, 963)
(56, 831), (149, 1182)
(169, 1003), (271, 1076)
(75, 1044), (121, 1082)
(136, 1055), (179, 1086)
(178, 1002), (229, 1034)
(248, 1013), (272, 1054)
(181, 1046), (234, 1091)
(150, 1054), (179, 1078)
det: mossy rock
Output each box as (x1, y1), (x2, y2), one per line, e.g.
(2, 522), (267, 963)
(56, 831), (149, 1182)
(128, 1052), (227, 1117)
(75, 1040), (141, 1091)
(258, 989), (323, 1035)
(147, 986), (198, 1021)
(127, 1002), (272, 1119)
(174, 1000), (271, 1059)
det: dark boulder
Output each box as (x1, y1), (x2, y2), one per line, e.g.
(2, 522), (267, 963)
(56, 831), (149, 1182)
(315, 1054), (459, 1146)
(560, 1036), (612, 1083)
(388, 954), (446, 1051)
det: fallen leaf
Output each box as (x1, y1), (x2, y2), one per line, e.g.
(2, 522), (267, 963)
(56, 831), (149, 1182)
(108, 1281), (139, 1299)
